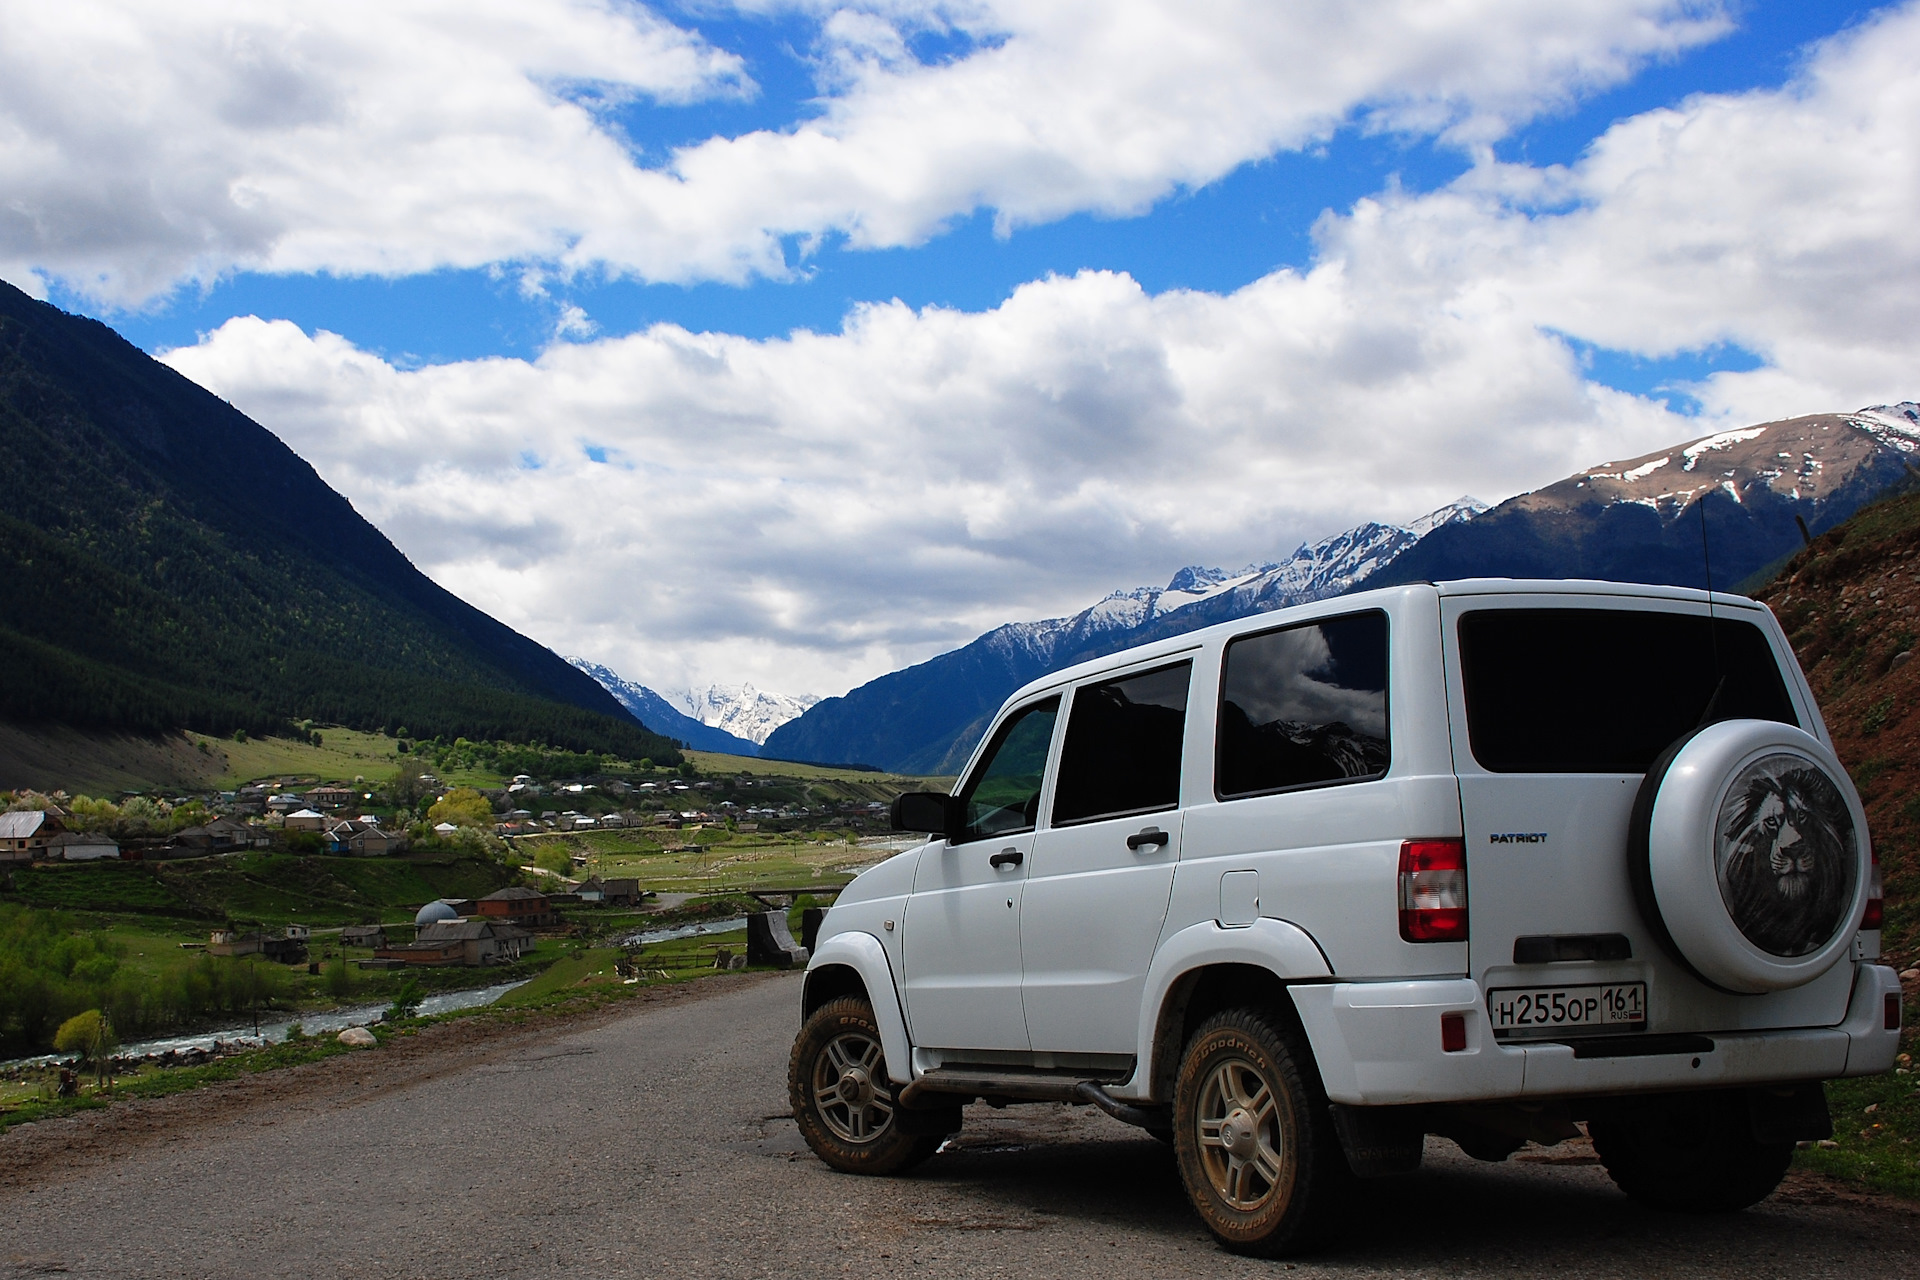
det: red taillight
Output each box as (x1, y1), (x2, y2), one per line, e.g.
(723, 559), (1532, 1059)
(1887, 992), (1902, 1032)
(1441, 1012), (1467, 1052)
(1862, 846), (1884, 931)
(1400, 838), (1468, 943)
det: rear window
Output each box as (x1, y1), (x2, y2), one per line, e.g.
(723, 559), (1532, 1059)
(1216, 612), (1390, 799)
(1457, 608), (1798, 773)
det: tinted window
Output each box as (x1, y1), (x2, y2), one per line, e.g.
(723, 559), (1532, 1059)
(955, 697), (1060, 842)
(1458, 609), (1798, 773)
(1217, 613), (1390, 798)
(1052, 663), (1191, 826)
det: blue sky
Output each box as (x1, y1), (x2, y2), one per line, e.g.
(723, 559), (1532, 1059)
(84, 2), (1856, 402)
(8, 0), (1915, 697)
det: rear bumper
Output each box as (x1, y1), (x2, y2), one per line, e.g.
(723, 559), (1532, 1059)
(1291, 964), (1902, 1107)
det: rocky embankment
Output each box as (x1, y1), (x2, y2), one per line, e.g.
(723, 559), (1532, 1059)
(1753, 485), (1920, 969)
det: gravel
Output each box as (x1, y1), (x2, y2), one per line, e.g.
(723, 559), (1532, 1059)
(2, 973), (1917, 1278)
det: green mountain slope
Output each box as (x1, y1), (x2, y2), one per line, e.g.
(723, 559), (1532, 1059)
(0, 282), (678, 761)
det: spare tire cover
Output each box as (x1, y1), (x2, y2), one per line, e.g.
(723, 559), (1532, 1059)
(1630, 718), (1869, 994)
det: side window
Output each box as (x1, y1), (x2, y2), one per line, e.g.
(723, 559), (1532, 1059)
(954, 697), (1060, 843)
(1217, 612), (1390, 799)
(1051, 662), (1192, 827)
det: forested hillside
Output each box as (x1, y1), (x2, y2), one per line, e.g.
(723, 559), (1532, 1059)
(0, 282), (678, 761)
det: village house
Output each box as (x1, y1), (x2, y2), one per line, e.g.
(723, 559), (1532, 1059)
(324, 820), (404, 857)
(0, 811), (66, 862)
(306, 785), (356, 810)
(48, 831), (120, 861)
(374, 918), (532, 967)
(576, 876), (642, 906)
(476, 886), (556, 927)
(208, 929), (309, 964)
(283, 809), (328, 832)
(174, 816), (267, 853)
(340, 924), (388, 950)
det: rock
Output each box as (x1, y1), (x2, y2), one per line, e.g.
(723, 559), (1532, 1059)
(1893, 650), (1914, 668)
(1900, 969), (1919, 981)
(337, 1026), (377, 1048)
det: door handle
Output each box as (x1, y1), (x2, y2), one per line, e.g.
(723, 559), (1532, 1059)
(989, 848), (1024, 869)
(1127, 827), (1170, 851)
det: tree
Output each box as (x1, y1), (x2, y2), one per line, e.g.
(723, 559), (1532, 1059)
(427, 787), (493, 829)
(53, 1009), (117, 1088)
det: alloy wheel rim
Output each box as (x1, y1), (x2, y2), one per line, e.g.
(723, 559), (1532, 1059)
(813, 1029), (894, 1144)
(1195, 1056), (1287, 1210)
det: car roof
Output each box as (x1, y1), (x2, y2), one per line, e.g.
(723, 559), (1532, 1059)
(998, 578), (1769, 708)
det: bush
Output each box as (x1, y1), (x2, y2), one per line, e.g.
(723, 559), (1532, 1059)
(324, 954), (351, 998)
(53, 1009), (115, 1062)
(386, 978), (424, 1022)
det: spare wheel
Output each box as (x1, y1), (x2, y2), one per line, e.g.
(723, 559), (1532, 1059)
(1629, 718), (1869, 994)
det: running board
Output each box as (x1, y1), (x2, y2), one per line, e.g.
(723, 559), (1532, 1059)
(897, 1072), (1169, 1132)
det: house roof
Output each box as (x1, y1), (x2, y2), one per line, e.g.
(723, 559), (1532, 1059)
(287, 809), (324, 819)
(0, 812), (52, 839)
(48, 831), (117, 847)
(481, 886), (548, 902)
(417, 919), (532, 942)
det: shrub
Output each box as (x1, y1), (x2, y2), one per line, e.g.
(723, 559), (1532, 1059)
(53, 1009), (115, 1062)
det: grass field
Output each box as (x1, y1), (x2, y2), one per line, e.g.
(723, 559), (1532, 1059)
(512, 827), (904, 894)
(686, 749), (951, 789)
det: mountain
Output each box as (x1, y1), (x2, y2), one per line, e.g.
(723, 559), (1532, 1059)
(760, 498), (1485, 775)
(767, 404), (1920, 777)
(567, 660), (763, 756)
(0, 281), (680, 763)
(1368, 407), (1920, 593)
(674, 684), (820, 746)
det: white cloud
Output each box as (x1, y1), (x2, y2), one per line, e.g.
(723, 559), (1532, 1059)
(3, 0), (1728, 304)
(159, 267), (1681, 698)
(155, 5), (1920, 699)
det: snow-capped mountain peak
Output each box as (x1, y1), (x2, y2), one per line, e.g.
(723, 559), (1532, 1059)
(1848, 402), (1920, 453)
(674, 683), (820, 746)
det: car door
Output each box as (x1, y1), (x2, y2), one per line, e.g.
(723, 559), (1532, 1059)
(901, 696), (1061, 1052)
(1021, 661), (1191, 1055)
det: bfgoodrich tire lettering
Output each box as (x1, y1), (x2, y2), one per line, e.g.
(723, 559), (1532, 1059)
(1172, 1009), (1348, 1256)
(789, 995), (944, 1175)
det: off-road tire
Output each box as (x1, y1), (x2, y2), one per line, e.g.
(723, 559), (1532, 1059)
(1172, 1008), (1348, 1256)
(789, 995), (943, 1175)
(1590, 1092), (1793, 1212)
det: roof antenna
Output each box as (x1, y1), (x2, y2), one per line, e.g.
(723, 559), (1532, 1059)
(1696, 489), (1726, 727)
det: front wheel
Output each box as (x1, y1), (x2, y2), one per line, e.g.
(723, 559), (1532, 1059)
(789, 995), (943, 1175)
(1589, 1092), (1792, 1212)
(1172, 1009), (1347, 1256)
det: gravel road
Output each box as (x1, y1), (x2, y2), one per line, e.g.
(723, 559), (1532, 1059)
(2, 972), (1916, 1279)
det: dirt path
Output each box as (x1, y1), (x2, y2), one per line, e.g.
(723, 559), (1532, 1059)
(2, 973), (1917, 1279)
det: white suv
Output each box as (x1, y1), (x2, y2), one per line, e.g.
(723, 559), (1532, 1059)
(787, 580), (1901, 1255)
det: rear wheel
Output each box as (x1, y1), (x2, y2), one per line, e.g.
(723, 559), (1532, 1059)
(1172, 1009), (1347, 1256)
(789, 995), (943, 1175)
(1590, 1092), (1792, 1212)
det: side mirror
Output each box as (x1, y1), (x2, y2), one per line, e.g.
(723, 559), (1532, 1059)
(891, 791), (958, 836)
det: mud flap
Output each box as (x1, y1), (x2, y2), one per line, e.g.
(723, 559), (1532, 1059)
(1748, 1082), (1831, 1143)
(1328, 1103), (1425, 1177)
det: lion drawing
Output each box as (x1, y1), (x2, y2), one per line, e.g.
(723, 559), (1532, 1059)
(1714, 755), (1856, 957)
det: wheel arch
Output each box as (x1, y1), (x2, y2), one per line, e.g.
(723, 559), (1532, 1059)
(802, 931), (914, 1085)
(1135, 918), (1334, 1104)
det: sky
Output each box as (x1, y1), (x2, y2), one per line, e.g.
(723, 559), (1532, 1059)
(3, 0), (1917, 702)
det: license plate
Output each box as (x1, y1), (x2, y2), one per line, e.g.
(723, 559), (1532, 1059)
(1487, 982), (1646, 1037)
